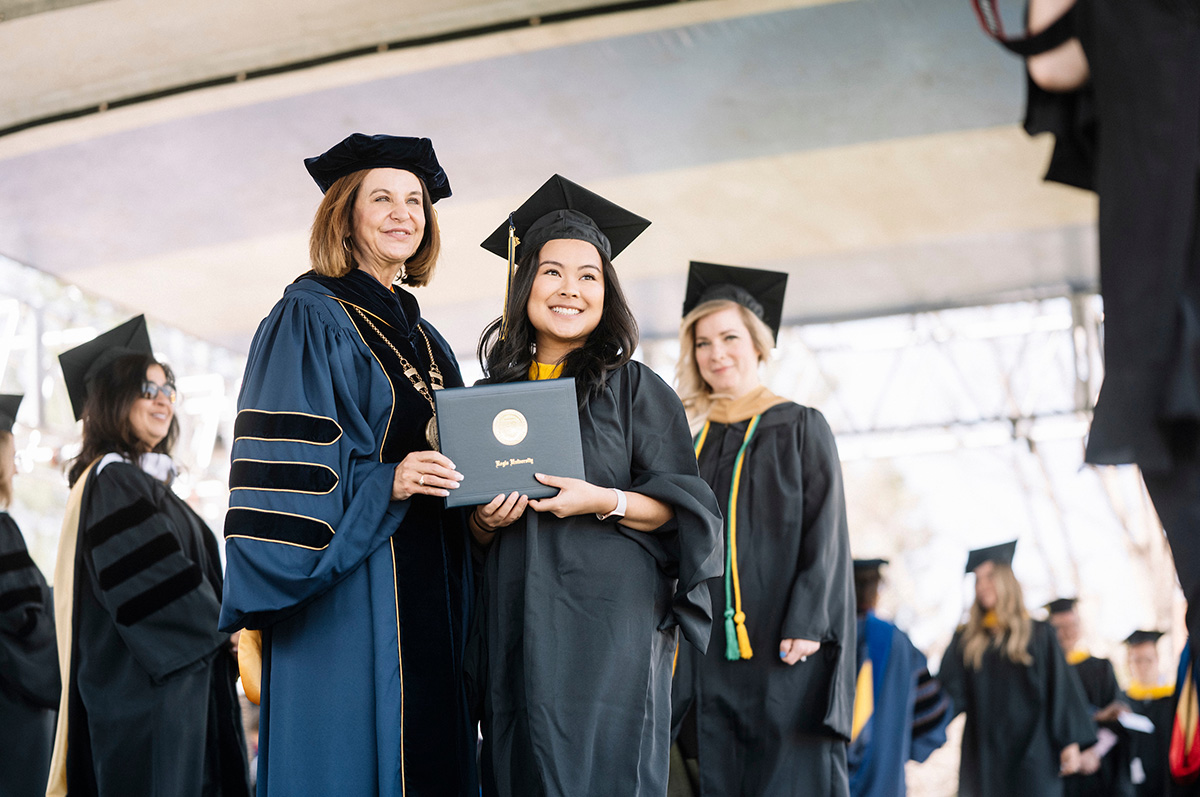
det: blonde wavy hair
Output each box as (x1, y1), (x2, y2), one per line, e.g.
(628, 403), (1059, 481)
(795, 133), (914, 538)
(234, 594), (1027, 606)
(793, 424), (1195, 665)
(675, 299), (776, 431)
(960, 563), (1033, 669)
(308, 169), (441, 285)
(0, 431), (13, 509)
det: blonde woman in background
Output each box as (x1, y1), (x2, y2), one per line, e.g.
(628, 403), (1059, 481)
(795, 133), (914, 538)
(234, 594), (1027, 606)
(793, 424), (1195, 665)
(938, 541), (1096, 797)
(669, 262), (855, 796)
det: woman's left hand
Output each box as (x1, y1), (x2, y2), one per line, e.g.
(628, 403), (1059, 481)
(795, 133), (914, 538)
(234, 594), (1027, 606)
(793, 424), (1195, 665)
(528, 473), (613, 518)
(780, 638), (820, 665)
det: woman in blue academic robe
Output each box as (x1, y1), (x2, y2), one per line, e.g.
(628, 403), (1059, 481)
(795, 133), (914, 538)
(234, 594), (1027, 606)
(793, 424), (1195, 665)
(219, 134), (476, 796)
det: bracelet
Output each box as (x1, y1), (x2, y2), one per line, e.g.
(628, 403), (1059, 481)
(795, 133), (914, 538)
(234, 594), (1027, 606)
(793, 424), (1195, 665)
(596, 488), (627, 521)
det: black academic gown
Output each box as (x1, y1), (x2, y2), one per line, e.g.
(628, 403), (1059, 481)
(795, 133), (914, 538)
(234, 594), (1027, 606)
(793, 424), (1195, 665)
(0, 512), (59, 797)
(469, 362), (724, 797)
(65, 458), (250, 796)
(1125, 689), (1174, 797)
(1065, 656), (1133, 797)
(671, 402), (857, 796)
(939, 621), (1098, 797)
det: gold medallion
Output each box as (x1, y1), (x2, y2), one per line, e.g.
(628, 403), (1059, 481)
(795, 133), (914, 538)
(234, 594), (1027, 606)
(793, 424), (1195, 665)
(492, 409), (528, 446)
(425, 416), (440, 450)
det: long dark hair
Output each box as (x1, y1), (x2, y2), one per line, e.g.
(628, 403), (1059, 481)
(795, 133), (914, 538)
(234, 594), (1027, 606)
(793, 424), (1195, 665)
(477, 241), (639, 399)
(68, 353), (180, 486)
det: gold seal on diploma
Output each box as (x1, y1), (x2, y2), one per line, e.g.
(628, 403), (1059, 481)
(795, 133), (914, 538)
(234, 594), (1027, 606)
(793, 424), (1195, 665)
(492, 409), (528, 446)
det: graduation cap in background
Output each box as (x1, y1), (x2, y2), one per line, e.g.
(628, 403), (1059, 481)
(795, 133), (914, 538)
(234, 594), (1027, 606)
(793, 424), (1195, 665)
(964, 539), (1017, 573)
(1124, 630), (1165, 646)
(1045, 597), (1079, 614)
(682, 262), (789, 340)
(303, 133), (452, 200)
(58, 315), (154, 421)
(0, 394), (21, 433)
(852, 558), (890, 572)
(480, 174), (651, 338)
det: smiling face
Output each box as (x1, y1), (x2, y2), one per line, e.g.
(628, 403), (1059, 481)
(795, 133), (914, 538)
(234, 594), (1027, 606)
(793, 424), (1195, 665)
(525, 238), (606, 363)
(350, 168), (426, 281)
(693, 305), (763, 399)
(129, 364), (175, 451)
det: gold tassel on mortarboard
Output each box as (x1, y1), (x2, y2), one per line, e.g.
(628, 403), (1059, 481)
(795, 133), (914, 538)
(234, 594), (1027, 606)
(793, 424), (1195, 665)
(500, 213), (519, 340)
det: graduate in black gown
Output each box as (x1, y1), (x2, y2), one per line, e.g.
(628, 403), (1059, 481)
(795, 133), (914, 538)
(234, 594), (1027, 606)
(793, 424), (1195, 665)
(980, 0), (1200, 647)
(219, 134), (477, 796)
(938, 541), (1097, 797)
(1123, 630), (1176, 797)
(1047, 598), (1133, 796)
(0, 394), (59, 797)
(669, 262), (857, 796)
(47, 316), (250, 796)
(468, 175), (724, 797)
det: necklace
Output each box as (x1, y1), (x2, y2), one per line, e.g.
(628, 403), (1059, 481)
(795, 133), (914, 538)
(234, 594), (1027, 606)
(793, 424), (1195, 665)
(353, 307), (444, 449)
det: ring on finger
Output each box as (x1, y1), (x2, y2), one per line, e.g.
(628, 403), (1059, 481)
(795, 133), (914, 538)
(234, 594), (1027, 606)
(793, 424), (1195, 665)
(800, 656), (807, 662)
(419, 474), (426, 486)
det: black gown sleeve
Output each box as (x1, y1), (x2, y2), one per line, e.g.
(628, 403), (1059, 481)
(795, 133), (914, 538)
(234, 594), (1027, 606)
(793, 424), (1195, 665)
(1042, 623), (1099, 751)
(624, 364), (723, 652)
(81, 464), (227, 682)
(937, 629), (968, 722)
(0, 513), (59, 708)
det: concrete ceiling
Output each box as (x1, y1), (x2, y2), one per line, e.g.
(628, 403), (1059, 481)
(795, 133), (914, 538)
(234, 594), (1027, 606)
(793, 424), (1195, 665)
(0, 0), (1098, 359)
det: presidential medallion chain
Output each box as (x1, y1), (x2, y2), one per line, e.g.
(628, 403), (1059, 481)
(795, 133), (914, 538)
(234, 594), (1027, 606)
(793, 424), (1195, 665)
(353, 307), (443, 449)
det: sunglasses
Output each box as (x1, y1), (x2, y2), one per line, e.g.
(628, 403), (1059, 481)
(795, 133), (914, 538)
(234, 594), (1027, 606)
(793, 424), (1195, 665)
(140, 380), (178, 403)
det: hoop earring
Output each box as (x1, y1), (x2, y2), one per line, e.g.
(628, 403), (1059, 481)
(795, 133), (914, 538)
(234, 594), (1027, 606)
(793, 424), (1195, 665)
(342, 237), (352, 253)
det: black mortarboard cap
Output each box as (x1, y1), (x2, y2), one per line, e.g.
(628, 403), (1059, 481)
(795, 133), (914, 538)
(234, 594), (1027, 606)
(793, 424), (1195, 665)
(964, 539), (1017, 573)
(853, 558), (889, 571)
(1045, 597), (1079, 614)
(683, 262), (789, 339)
(0, 394), (21, 433)
(58, 315), (154, 421)
(1124, 630), (1165, 646)
(304, 133), (451, 201)
(480, 174), (650, 262)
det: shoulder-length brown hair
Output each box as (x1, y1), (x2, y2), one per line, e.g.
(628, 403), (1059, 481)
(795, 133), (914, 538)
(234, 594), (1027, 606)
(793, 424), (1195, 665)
(308, 169), (441, 285)
(674, 298), (776, 432)
(68, 352), (180, 486)
(959, 563), (1033, 669)
(0, 431), (13, 509)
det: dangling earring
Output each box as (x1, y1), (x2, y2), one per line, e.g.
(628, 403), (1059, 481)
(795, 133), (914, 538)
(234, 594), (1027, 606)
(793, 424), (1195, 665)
(398, 264), (408, 283)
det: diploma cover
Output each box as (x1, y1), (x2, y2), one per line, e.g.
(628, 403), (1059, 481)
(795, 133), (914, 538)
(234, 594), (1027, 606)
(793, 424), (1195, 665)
(435, 378), (586, 508)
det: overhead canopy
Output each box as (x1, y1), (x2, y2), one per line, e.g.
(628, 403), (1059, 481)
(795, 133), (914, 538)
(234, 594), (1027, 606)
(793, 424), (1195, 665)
(0, 0), (1097, 355)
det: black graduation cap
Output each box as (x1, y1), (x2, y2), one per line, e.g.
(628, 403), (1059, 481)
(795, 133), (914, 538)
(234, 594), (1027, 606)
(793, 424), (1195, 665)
(303, 133), (452, 201)
(58, 315), (154, 421)
(479, 174), (650, 263)
(964, 539), (1017, 573)
(1045, 597), (1079, 614)
(1124, 630), (1165, 646)
(682, 262), (789, 340)
(853, 558), (889, 571)
(0, 394), (21, 433)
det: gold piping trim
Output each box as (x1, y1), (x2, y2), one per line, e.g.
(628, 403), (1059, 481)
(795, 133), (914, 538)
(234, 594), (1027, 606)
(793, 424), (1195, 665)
(391, 537), (406, 794)
(336, 301), (397, 464)
(224, 506), (335, 551)
(229, 458), (340, 496)
(234, 408), (344, 446)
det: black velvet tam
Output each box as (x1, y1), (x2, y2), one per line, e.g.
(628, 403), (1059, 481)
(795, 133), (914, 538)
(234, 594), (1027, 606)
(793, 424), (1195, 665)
(303, 133), (451, 201)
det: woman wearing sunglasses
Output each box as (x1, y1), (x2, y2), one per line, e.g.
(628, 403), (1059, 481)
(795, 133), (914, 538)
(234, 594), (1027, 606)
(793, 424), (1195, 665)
(45, 315), (250, 797)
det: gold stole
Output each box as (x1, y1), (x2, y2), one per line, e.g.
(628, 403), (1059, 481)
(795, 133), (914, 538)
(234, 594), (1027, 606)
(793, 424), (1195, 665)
(46, 460), (98, 797)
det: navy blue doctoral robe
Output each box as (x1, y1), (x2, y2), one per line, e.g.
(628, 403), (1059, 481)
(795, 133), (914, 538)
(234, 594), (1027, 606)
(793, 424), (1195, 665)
(848, 612), (951, 797)
(220, 270), (475, 796)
